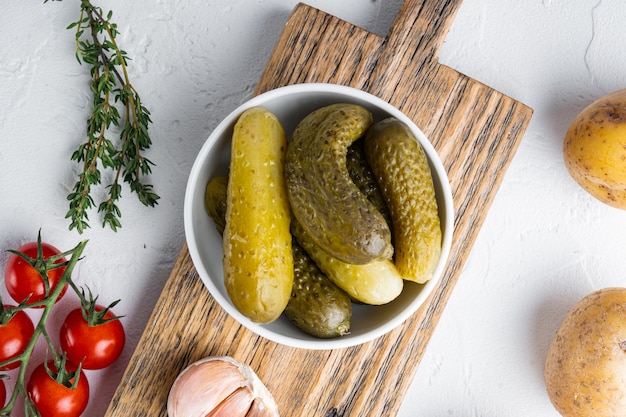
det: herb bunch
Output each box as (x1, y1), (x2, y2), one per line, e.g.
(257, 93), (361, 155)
(51, 0), (160, 233)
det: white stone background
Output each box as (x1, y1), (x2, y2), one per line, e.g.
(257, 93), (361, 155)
(1, 0), (626, 416)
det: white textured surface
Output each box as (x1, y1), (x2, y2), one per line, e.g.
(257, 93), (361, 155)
(1, 1), (626, 416)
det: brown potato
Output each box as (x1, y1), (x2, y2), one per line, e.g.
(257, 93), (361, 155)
(563, 89), (626, 209)
(544, 287), (626, 417)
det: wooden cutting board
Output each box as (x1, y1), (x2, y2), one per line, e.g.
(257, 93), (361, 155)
(105, 1), (532, 416)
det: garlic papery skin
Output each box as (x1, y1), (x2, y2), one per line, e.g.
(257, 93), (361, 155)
(167, 356), (280, 417)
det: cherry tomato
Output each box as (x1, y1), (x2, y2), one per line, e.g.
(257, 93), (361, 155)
(0, 378), (5, 407)
(60, 305), (125, 370)
(0, 307), (35, 370)
(5, 241), (68, 306)
(27, 361), (89, 417)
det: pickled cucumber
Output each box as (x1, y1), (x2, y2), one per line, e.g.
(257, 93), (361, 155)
(205, 174), (352, 337)
(346, 139), (393, 238)
(284, 238), (352, 338)
(223, 107), (293, 323)
(285, 103), (393, 265)
(364, 117), (442, 284)
(204, 175), (228, 234)
(291, 217), (403, 305)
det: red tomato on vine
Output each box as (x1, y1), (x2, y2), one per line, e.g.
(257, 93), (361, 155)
(60, 304), (125, 370)
(27, 360), (89, 417)
(0, 307), (35, 370)
(0, 378), (6, 407)
(4, 241), (68, 306)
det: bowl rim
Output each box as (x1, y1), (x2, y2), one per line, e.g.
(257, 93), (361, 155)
(184, 82), (454, 350)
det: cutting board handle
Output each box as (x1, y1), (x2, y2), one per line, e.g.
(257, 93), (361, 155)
(387, 0), (461, 62)
(365, 0), (462, 103)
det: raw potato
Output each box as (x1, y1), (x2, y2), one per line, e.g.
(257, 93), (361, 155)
(223, 107), (293, 324)
(563, 88), (626, 209)
(544, 287), (626, 417)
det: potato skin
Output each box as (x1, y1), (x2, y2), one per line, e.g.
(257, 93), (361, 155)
(544, 287), (626, 417)
(563, 89), (626, 209)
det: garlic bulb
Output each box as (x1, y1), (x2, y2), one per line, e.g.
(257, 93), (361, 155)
(167, 356), (280, 417)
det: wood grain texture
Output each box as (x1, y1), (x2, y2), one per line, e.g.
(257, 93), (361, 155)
(105, 1), (533, 416)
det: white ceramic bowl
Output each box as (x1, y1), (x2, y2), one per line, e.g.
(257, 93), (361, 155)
(184, 83), (454, 350)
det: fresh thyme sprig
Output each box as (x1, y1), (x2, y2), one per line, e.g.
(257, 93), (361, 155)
(57, 0), (159, 233)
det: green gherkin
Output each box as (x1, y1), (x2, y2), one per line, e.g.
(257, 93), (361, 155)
(364, 117), (442, 284)
(222, 107), (293, 324)
(204, 174), (352, 338)
(346, 139), (393, 241)
(284, 237), (352, 338)
(285, 104), (393, 265)
(290, 217), (403, 305)
(204, 175), (228, 235)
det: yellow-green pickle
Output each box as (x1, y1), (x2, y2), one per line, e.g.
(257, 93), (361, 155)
(291, 218), (403, 305)
(222, 107), (293, 324)
(285, 103), (393, 265)
(346, 139), (393, 238)
(205, 175), (353, 337)
(284, 238), (352, 338)
(364, 117), (442, 284)
(204, 175), (228, 235)
(205, 107), (440, 333)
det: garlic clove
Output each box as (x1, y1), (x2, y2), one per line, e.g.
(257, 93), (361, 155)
(167, 357), (247, 416)
(167, 356), (280, 417)
(207, 387), (253, 417)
